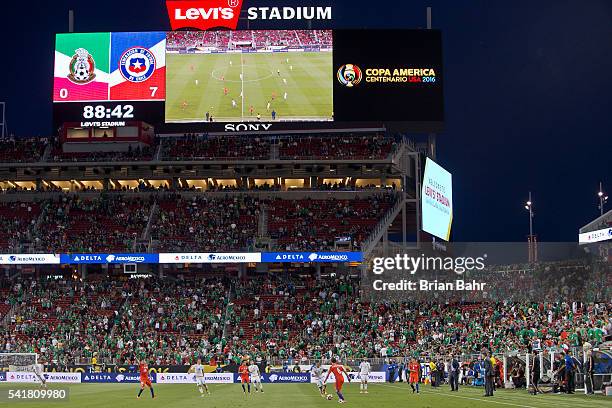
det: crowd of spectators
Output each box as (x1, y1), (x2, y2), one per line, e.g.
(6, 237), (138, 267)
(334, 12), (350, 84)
(34, 195), (152, 253)
(151, 195), (261, 252)
(51, 144), (155, 162)
(166, 30), (330, 51)
(268, 194), (396, 250)
(2, 273), (609, 368)
(0, 137), (49, 163)
(163, 135), (270, 160)
(0, 133), (403, 163)
(0, 202), (41, 252)
(278, 134), (397, 160)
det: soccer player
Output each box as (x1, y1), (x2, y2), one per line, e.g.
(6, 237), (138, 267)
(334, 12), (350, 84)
(266, 102), (271, 111)
(188, 357), (210, 396)
(409, 358), (420, 394)
(283, 92), (288, 100)
(248, 361), (263, 393)
(224, 87), (229, 96)
(311, 362), (327, 398)
(324, 357), (350, 403)
(282, 78), (287, 85)
(290, 65), (293, 71)
(195, 79), (199, 86)
(359, 357), (371, 394)
(277, 69), (281, 76)
(137, 359), (155, 399)
(181, 101), (188, 110)
(34, 358), (47, 388)
(249, 105), (255, 116)
(239, 360), (251, 395)
(232, 99), (237, 108)
(271, 110), (276, 120)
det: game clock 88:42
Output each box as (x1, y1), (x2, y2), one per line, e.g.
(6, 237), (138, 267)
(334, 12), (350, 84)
(82, 104), (134, 119)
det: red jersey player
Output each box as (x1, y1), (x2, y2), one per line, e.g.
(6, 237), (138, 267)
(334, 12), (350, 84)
(137, 359), (155, 399)
(325, 357), (350, 403)
(409, 358), (420, 393)
(239, 360), (251, 394)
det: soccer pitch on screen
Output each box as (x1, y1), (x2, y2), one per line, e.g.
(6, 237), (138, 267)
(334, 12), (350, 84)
(0, 383), (608, 408)
(165, 51), (333, 123)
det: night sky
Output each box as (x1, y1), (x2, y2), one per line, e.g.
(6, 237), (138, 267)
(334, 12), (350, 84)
(1, 0), (611, 242)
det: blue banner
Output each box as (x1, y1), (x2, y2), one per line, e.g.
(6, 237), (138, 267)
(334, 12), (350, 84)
(81, 372), (154, 383)
(233, 373), (311, 383)
(261, 252), (363, 263)
(0, 372), (5, 382)
(60, 253), (159, 264)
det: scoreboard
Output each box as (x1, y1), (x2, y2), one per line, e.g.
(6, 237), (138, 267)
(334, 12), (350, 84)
(52, 29), (444, 132)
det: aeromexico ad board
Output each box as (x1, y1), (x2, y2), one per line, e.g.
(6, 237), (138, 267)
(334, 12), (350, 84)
(52, 29), (443, 131)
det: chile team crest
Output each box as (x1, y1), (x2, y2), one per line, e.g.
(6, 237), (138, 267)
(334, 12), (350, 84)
(119, 47), (156, 83)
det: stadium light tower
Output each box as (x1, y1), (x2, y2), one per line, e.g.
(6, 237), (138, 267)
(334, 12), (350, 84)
(524, 192), (537, 262)
(598, 181), (608, 216)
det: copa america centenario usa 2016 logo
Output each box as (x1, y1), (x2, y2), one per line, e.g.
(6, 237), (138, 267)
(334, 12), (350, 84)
(337, 64), (362, 87)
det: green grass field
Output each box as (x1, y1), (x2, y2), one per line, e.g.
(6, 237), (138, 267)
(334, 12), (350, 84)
(165, 51), (333, 123)
(0, 383), (608, 408)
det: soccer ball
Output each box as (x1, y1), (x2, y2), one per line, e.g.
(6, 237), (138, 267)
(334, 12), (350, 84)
(326, 394), (333, 400)
(73, 61), (91, 82)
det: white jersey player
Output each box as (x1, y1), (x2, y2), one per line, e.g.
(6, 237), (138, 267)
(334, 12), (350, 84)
(189, 358), (210, 396)
(311, 362), (326, 397)
(248, 362), (263, 392)
(232, 99), (237, 108)
(358, 358), (371, 393)
(34, 361), (47, 388)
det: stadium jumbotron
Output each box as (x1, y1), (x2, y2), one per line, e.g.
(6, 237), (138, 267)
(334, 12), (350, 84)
(0, 1), (610, 408)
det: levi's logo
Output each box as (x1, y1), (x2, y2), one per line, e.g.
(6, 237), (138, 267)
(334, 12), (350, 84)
(166, 0), (243, 30)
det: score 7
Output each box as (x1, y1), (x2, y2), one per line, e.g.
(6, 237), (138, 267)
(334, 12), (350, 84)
(150, 87), (158, 97)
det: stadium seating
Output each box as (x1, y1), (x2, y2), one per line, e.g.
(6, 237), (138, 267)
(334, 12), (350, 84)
(51, 145), (155, 162)
(268, 195), (395, 250)
(278, 134), (397, 160)
(0, 138), (48, 163)
(162, 136), (270, 160)
(5, 273), (608, 365)
(35, 196), (152, 253)
(0, 202), (41, 252)
(151, 195), (261, 252)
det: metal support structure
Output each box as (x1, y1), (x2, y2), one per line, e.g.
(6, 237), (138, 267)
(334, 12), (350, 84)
(0, 102), (6, 138)
(415, 152), (422, 249)
(69, 10), (74, 33)
(525, 192), (537, 262)
(598, 181), (607, 216)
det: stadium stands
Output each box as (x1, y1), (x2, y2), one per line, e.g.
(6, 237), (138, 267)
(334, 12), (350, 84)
(162, 135), (270, 161)
(35, 196), (152, 253)
(0, 137), (48, 163)
(2, 274), (609, 365)
(268, 195), (395, 250)
(0, 202), (41, 252)
(151, 195), (261, 252)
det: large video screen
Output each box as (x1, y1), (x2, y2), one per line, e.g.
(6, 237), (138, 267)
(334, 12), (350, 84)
(165, 30), (333, 123)
(52, 29), (443, 131)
